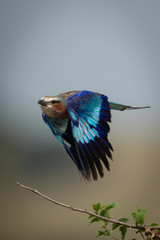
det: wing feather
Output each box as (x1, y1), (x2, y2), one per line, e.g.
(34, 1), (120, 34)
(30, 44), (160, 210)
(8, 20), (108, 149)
(66, 90), (113, 180)
(42, 113), (85, 174)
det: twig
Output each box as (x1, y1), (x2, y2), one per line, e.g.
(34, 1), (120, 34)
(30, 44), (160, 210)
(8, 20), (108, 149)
(15, 181), (160, 232)
(140, 231), (145, 240)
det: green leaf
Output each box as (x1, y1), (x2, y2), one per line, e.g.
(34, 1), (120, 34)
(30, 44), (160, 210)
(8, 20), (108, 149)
(136, 206), (141, 212)
(105, 202), (117, 211)
(100, 208), (110, 218)
(119, 225), (127, 240)
(100, 205), (107, 209)
(149, 223), (159, 226)
(131, 208), (147, 225)
(89, 217), (100, 225)
(93, 202), (101, 212)
(96, 230), (110, 237)
(112, 222), (120, 230)
(119, 218), (129, 223)
(112, 218), (129, 230)
(88, 214), (94, 219)
(99, 203), (117, 219)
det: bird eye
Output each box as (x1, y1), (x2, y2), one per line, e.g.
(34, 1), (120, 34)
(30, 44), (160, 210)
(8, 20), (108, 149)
(51, 100), (60, 104)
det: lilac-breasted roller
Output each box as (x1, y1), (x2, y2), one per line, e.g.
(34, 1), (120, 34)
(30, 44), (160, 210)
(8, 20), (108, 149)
(38, 90), (149, 181)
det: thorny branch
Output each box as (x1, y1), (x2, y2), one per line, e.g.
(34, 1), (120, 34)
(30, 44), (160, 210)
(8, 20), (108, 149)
(15, 182), (160, 234)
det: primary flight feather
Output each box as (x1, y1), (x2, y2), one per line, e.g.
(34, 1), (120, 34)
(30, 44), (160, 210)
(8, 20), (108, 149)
(38, 90), (149, 181)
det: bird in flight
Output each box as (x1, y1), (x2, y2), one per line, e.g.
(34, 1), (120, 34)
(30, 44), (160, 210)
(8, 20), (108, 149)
(38, 90), (149, 181)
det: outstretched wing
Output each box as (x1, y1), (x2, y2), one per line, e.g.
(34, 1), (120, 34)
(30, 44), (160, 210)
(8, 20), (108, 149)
(65, 90), (113, 181)
(42, 113), (87, 176)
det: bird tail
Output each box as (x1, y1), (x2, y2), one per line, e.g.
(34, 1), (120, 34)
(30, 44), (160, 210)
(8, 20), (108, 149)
(109, 102), (150, 111)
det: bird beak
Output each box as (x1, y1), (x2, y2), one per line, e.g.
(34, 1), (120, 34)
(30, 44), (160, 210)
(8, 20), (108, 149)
(38, 99), (47, 106)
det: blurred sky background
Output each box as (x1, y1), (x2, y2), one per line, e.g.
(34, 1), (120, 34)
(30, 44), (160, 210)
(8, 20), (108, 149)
(1, 1), (160, 240)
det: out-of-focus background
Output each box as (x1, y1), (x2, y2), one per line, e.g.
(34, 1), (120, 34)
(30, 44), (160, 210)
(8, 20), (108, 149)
(1, 1), (160, 239)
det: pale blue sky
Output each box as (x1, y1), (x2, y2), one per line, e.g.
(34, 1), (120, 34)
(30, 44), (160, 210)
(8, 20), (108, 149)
(1, 0), (160, 145)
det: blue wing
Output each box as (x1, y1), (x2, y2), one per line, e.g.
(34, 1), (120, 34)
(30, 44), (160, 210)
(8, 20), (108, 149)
(42, 113), (87, 177)
(66, 90), (113, 180)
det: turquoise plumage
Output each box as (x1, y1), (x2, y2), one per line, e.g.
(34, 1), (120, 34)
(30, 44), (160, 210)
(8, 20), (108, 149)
(38, 90), (149, 181)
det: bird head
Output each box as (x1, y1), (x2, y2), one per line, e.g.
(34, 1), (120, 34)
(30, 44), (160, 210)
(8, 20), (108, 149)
(38, 96), (68, 118)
